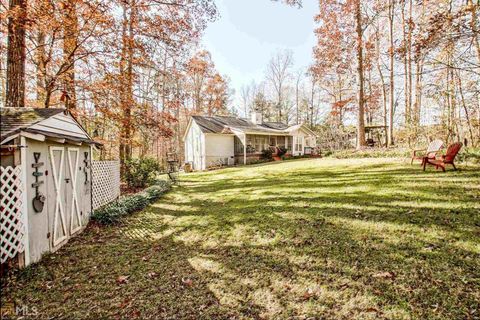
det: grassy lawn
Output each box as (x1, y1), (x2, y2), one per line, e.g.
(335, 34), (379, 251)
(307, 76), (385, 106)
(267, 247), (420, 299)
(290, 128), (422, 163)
(3, 158), (480, 319)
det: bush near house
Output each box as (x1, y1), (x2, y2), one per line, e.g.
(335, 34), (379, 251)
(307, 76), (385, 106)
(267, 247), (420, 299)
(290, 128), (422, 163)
(277, 146), (288, 157)
(125, 157), (162, 189)
(261, 148), (273, 160)
(92, 180), (171, 225)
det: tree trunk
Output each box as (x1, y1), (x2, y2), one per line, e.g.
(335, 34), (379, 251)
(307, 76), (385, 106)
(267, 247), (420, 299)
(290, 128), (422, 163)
(467, 0), (480, 65)
(309, 78), (316, 128)
(36, 30), (46, 104)
(355, 0), (366, 149)
(295, 73), (301, 125)
(388, 0), (395, 146)
(62, 0), (78, 110)
(6, 0), (27, 108)
(456, 70), (474, 146)
(407, 0), (413, 128)
(119, 1), (135, 173)
(401, 1), (410, 127)
(375, 23), (388, 146)
(413, 57), (424, 128)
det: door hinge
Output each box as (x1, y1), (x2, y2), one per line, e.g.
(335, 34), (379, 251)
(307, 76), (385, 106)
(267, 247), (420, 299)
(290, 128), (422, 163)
(47, 232), (51, 239)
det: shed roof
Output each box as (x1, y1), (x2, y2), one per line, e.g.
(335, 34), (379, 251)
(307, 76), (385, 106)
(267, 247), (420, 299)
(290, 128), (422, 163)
(0, 107), (99, 145)
(1, 108), (65, 139)
(191, 115), (290, 135)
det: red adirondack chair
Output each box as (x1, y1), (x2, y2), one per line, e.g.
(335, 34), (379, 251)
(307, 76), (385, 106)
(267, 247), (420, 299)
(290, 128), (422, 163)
(423, 142), (462, 172)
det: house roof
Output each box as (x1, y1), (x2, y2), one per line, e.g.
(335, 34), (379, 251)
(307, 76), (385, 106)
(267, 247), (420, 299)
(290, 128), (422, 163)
(191, 115), (290, 135)
(0, 107), (100, 145)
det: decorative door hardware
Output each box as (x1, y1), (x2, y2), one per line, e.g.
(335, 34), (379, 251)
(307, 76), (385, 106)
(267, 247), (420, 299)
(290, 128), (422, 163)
(83, 152), (89, 185)
(32, 152), (46, 213)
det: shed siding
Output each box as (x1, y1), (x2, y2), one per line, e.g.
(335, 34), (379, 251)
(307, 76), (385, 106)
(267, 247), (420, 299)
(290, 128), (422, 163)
(205, 134), (234, 167)
(184, 120), (206, 171)
(29, 113), (89, 139)
(25, 139), (92, 263)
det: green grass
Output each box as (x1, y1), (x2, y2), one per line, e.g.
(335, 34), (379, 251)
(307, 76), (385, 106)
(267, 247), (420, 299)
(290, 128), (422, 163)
(3, 158), (480, 319)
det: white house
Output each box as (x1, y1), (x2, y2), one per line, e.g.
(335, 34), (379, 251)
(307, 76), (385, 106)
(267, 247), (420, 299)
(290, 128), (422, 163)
(183, 112), (317, 170)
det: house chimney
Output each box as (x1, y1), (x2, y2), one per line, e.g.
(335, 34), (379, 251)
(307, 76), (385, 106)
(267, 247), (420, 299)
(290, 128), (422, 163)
(251, 111), (263, 124)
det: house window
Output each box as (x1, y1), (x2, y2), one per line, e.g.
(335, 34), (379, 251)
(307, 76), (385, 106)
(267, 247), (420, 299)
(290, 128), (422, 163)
(286, 137), (292, 151)
(255, 136), (268, 152)
(277, 136), (285, 147)
(234, 136), (244, 154)
(295, 137), (303, 152)
(269, 136), (276, 146)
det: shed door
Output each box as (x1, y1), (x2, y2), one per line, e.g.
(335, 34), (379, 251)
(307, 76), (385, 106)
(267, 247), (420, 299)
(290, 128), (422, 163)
(67, 147), (82, 234)
(49, 146), (68, 247)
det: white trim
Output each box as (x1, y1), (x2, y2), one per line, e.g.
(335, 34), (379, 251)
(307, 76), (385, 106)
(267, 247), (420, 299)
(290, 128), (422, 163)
(1, 134), (18, 145)
(67, 147), (82, 234)
(286, 123), (317, 137)
(182, 118), (194, 141)
(20, 131), (46, 142)
(49, 146), (68, 247)
(204, 133), (235, 136)
(243, 133), (247, 165)
(242, 131), (290, 136)
(65, 139), (82, 146)
(20, 136), (30, 266)
(46, 137), (66, 144)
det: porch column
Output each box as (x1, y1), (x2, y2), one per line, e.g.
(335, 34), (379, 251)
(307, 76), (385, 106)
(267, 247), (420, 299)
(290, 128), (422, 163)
(243, 133), (247, 165)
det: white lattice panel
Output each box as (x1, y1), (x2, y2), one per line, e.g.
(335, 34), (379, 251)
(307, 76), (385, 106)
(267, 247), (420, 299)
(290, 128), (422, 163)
(1, 166), (25, 264)
(92, 160), (120, 210)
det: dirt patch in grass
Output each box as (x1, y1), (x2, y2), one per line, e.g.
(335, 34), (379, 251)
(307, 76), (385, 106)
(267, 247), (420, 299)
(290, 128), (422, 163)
(3, 158), (480, 319)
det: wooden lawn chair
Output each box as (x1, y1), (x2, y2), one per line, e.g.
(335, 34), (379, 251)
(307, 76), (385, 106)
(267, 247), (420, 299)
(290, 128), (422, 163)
(423, 142), (462, 172)
(411, 139), (443, 165)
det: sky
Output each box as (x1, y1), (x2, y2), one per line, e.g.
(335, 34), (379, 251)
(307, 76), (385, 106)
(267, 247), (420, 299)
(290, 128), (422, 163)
(201, 0), (319, 113)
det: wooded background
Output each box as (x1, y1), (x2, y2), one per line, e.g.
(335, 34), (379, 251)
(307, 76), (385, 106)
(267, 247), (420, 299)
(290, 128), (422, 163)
(1, 0), (479, 170)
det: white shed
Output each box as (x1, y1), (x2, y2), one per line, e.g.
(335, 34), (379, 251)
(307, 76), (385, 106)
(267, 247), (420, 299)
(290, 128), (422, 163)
(183, 116), (235, 171)
(0, 107), (102, 266)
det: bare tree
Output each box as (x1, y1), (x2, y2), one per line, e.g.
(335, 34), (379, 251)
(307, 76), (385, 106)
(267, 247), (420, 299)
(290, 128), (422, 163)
(294, 68), (304, 125)
(355, 0), (366, 148)
(387, 0), (395, 146)
(240, 84), (251, 118)
(266, 49), (293, 122)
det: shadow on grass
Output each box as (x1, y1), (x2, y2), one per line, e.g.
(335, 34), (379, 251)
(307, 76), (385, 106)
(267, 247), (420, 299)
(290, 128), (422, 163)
(3, 159), (480, 319)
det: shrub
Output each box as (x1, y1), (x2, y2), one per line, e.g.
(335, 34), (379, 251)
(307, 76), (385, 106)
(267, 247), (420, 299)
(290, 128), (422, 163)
(261, 148), (273, 160)
(92, 180), (171, 225)
(124, 157), (162, 189)
(277, 146), (287, 157)
(457, 147), (480, 163)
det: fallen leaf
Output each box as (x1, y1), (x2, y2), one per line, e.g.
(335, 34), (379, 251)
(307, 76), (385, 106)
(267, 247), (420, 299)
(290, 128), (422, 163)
(120, 298), (131, 309)
(117, 275), (129, 284)
(182, 277), (193, 287)
(302, 288), (315, 300)
(372, 271), (396, 280)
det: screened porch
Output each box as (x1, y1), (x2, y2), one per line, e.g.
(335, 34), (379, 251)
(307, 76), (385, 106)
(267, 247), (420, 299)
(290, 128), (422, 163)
(234, 134), (292, 156)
